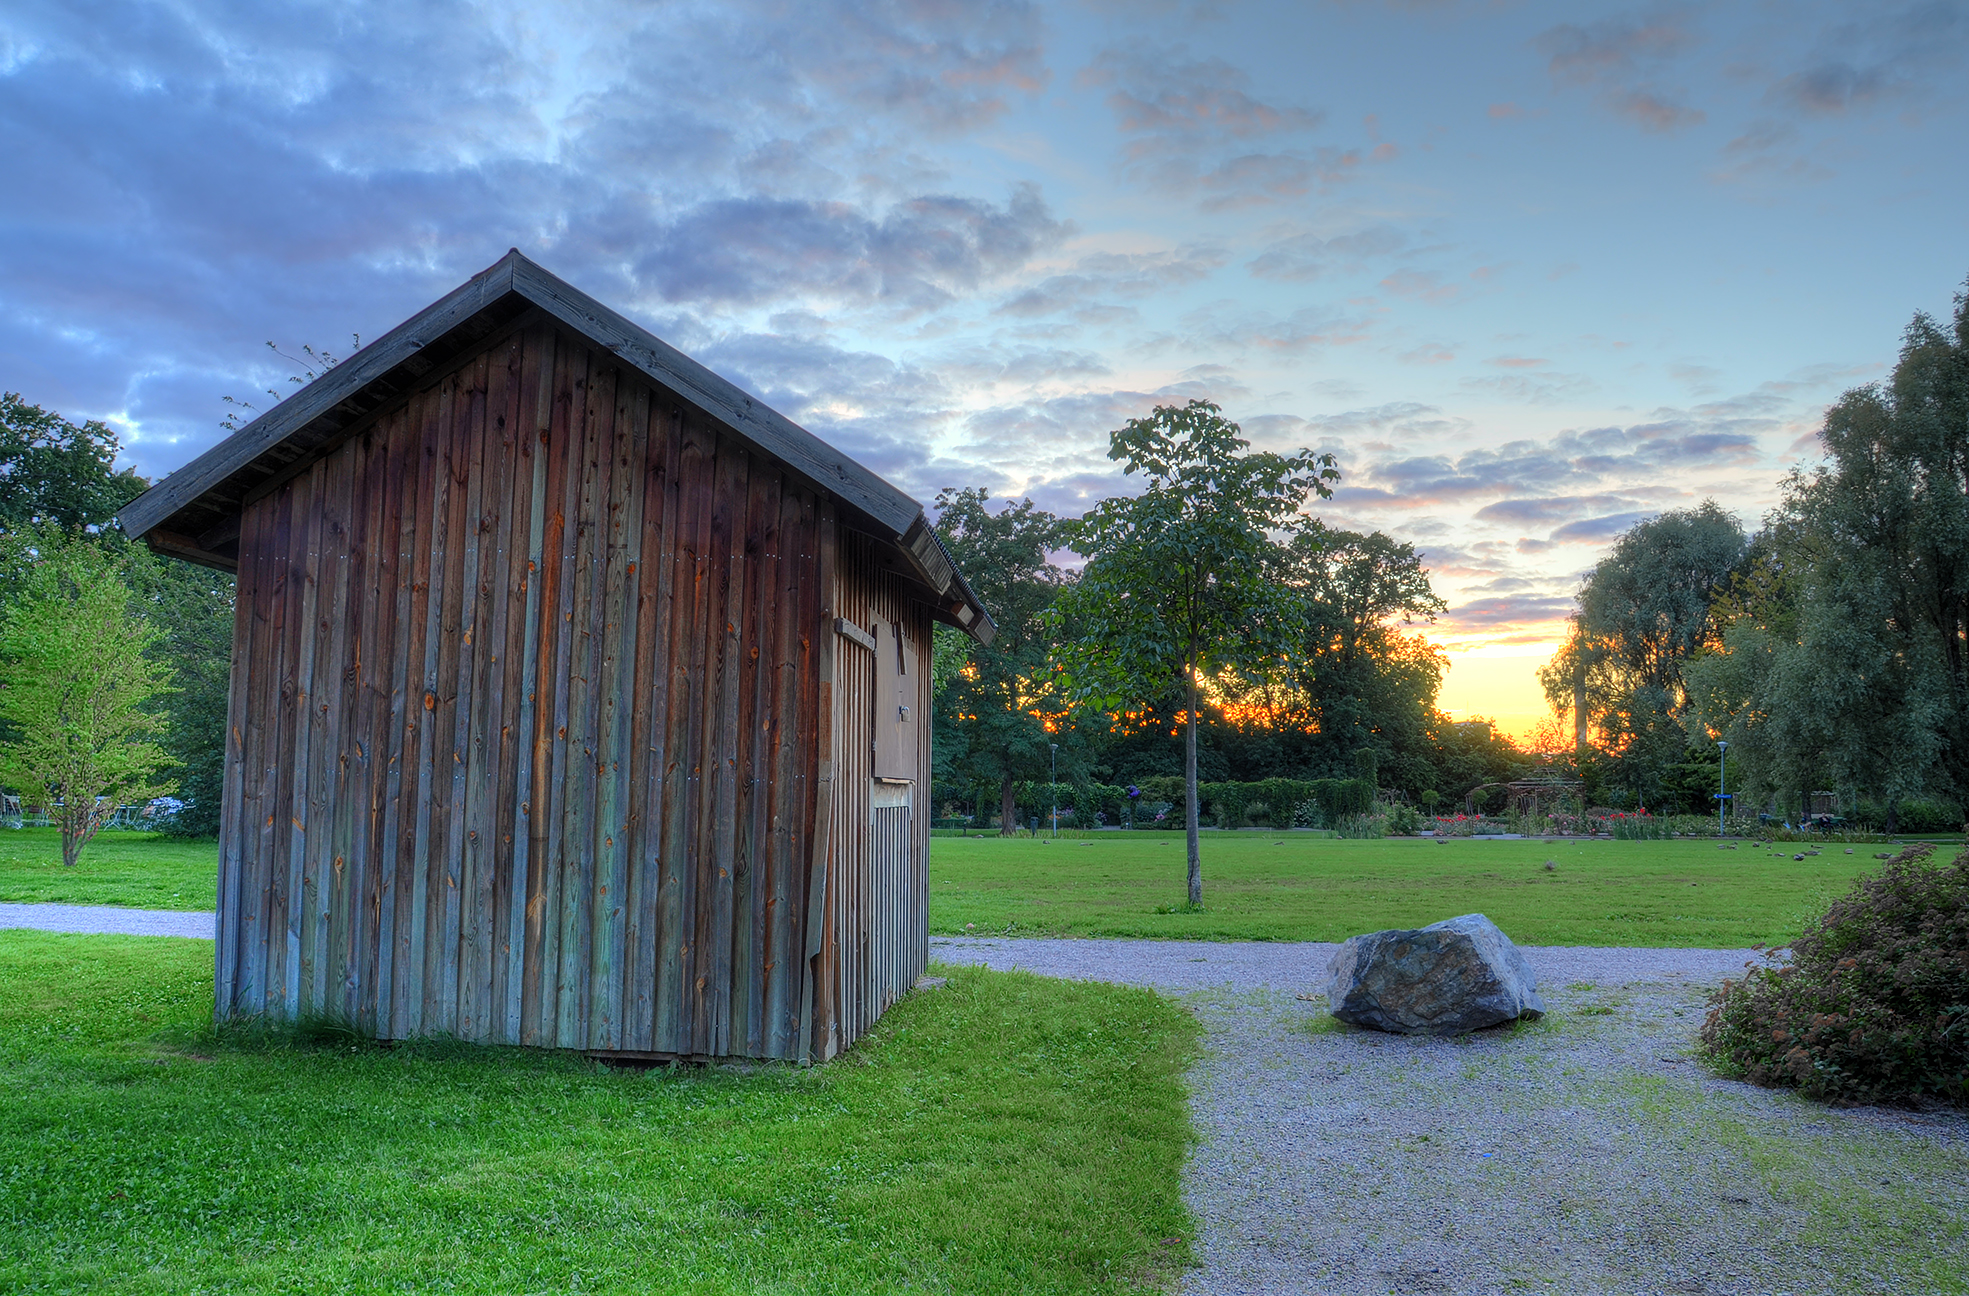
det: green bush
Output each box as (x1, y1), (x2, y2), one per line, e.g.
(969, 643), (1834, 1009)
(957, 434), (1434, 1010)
(1699, 841), (1969, 1106)
(1849, 799), (1966, 834)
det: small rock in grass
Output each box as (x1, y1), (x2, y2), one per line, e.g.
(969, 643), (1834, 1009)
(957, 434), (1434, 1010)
(1323, 913), (1545, 1036)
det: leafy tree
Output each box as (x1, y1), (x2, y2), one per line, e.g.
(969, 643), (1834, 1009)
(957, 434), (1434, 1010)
(0, 393), (148, 533)
(0, 396), (237, 837)
(128, 553), (236, 837)
(0, 534), (175, 865)
(1252, 524), (1449, 790)
(1054, 400), (1337, 904)
(930, 488), (1077, 834)
(1688, 282), (1969, 822)
(1541, 502), (1747, 807)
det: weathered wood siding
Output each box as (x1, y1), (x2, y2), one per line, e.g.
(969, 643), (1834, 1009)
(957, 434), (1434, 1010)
(216, 320), (834, 1060)
(810, 532), (932, 1060)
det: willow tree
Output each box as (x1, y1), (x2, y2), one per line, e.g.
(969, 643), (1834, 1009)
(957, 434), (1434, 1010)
(1054, 400), (1336, 905)
(1540, 501), (1746, 805)
(1688, 281), (1969, 822)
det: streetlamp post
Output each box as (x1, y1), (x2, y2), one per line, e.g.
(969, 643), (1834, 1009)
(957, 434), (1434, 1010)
(1049, 743), (1059, 838)
(1716, 740), (1729, 837)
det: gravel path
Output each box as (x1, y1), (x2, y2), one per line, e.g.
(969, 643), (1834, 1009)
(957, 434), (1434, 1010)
(932, 936), (1969, 1296)
(0, 902), (215, 939)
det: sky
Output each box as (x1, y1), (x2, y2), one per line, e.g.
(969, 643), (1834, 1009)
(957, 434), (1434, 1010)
(4, 0), (1966, 739)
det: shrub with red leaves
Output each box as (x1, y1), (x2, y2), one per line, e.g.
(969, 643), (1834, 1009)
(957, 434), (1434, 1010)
(1699, 841), (1969, 1105)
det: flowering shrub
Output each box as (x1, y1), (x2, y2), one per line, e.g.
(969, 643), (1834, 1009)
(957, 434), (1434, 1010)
(1426, 814), (1512, 837)
(1699, 842), (1969, 1106)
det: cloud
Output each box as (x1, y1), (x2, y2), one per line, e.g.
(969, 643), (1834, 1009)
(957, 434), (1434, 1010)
(1473, 494), (1649, 526)
(1414, 543), (1506, 580)
(1548, 510), (1656, 543)
(636, 185), (1067, 312)
(1079, 42), (1372, 209)
(994, 245), (1226, 320)
(1245, 224), (1406, 282)
(1304, 401), (1469, 440)
(1437, 594), (1579, 630)
(1182, 303), (1376, 355)
(0, 0), (1086, 477)
(1400, 342), (1456, 365)
(1763, 3), (1969, 118)
(1459, 370), (1595, 405)
(1535, 8), (1707, 132)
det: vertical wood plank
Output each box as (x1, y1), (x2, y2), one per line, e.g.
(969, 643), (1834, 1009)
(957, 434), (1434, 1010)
(762, 487), (808, 1057)
(513, 325), (558, 1045)
(445, 346), (504, 1039)
(354, 414), (406, 1035)
(625, 403), (681, 1053)
(474, 330), (527, 1039)
(282, 464), (323, 1018)
(693, 444), (749, 1057)
(588, 380), (644, 1050)
(553, 353), (613, 1047)
(655, 419), (716, 1054)
(375, 403), (421, 1037)
(308, 450), (354, 1019)
(528, 334), (583, 1044)
(213, 496), (257, 1020)
(801, 498), (838, 1063)
(730, 461), (776, 1055)
(425, 364), (478, 1031)
(402, 379), (451, 1036)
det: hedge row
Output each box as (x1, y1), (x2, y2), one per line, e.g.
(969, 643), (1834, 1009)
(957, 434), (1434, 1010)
(1074, 777), (1379, 829)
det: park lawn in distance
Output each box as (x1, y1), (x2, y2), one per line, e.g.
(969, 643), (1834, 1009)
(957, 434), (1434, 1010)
(0, 931), (1198, 1296)
(929, 833), (1887, 947)
(0, 829), (218, 910)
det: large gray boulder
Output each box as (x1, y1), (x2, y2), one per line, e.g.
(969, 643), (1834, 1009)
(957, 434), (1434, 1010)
(1323, 913), (1544, 1035)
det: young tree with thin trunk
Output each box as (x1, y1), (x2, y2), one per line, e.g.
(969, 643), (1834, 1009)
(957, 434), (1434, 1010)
(0, 533), (175, 866)
(1054, 400), (1336, 905)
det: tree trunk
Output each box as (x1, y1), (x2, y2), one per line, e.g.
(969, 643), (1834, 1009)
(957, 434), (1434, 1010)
(1000, 771), (1018, 838)
(1185, 668), (1201, 907)
(61, 807), (83, 868)
(1885, 798), (1897, 836)
(1573, 671), (1588, 754)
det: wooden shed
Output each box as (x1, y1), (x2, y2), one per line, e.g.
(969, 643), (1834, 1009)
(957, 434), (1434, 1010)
(117, 250), (993, 1063)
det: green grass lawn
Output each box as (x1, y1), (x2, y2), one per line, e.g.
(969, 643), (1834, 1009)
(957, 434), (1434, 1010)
(0, 930), (1199, 1295)
(929, 833), (1888, 947)
(0, 829), (219, 909)
(1, 829), (1894, 948)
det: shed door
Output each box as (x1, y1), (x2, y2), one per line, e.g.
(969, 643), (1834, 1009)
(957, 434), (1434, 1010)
(871, 618), (917, 781)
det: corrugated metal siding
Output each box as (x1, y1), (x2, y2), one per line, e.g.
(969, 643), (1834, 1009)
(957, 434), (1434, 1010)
(218, 321), (827, 1060)
(814, 531), (931, 1059)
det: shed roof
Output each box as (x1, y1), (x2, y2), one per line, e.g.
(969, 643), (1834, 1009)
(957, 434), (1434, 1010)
(117, 249), (994, 643)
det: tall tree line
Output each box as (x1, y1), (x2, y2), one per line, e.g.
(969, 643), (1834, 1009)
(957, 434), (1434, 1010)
(1543, 276), (1969, 826)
